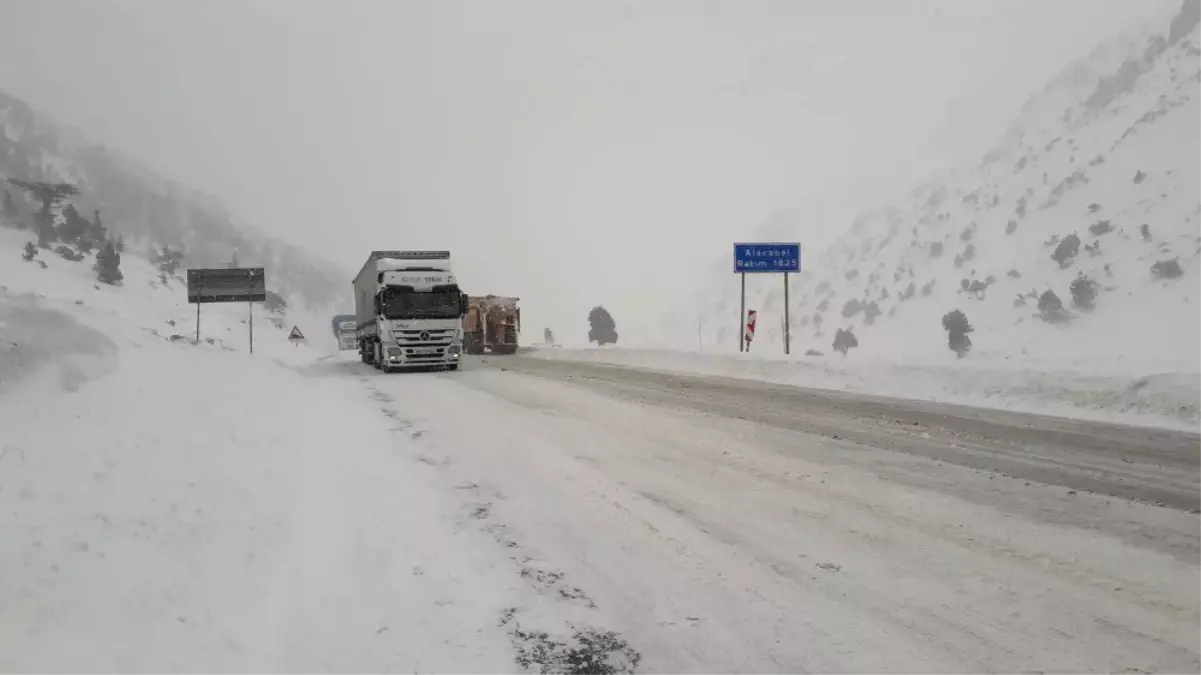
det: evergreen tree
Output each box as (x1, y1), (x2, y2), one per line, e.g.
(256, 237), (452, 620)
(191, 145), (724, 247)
(587, 306), (618, 346)
(5, 179), (80, 247)
(94, 240), (124, 284)
(22, 241), (37, 261)
(2, 190), (19, 225)
(941, 309), (974, 358)
(87, 209), (108, 247)
(37, 214), (55, 248)
(59, 204), (90, 243)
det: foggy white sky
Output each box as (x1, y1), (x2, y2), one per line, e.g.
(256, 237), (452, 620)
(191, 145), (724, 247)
(0, 0), (1177, 341)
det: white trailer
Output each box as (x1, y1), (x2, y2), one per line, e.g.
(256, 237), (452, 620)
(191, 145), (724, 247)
(352, 250), (467, 372)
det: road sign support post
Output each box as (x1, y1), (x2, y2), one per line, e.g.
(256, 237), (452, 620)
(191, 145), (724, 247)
(733, 242), (801, 355)
(739, 272), (746, 353)
(186, 267), (266, 354)
(783, 272), (790, 355)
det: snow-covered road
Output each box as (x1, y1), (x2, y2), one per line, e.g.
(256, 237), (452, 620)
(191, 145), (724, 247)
(306, 353), (1198, 673)
(3, 330), (1198, 672)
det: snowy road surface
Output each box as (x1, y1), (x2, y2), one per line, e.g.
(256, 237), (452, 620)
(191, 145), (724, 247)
(4, 339), (1198, 672)
(306, 352), (1196, 673)
(496, 354), (1201, 514)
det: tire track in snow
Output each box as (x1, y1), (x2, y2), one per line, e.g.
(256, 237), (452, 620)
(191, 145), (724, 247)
(360, 372), (643, 673)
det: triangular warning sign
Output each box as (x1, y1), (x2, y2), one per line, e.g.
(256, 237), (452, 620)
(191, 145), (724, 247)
(288, 326), (305, 341)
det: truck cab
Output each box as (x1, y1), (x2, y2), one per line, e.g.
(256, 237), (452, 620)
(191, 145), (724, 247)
(331, 314), (357, 350)
(353, 251), (468, 372)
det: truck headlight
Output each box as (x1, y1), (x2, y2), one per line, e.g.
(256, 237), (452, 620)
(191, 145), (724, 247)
(448, 345), (461, 356)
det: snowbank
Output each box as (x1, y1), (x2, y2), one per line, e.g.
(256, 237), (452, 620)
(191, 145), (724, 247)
(526, 345), (1201, 431)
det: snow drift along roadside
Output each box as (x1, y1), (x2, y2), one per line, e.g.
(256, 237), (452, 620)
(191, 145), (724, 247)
(525, 345), (1200, 431)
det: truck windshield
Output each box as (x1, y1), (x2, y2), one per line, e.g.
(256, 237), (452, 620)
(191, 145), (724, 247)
(381, 290), (460, 319)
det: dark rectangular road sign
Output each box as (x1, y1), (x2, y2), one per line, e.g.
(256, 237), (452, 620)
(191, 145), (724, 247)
(187, 267), (266, 304)
(733, 242), (801, 273)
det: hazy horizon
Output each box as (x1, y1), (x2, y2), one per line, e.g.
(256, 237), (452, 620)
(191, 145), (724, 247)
(0, 0), (1178, 342)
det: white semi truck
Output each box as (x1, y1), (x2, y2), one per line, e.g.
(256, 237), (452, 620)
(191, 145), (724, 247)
(352, 250), (467, 372)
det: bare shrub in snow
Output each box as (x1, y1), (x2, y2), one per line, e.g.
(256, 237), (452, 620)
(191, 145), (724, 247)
(1015, 196), (1028, 219)
(1007, 269), (1021, 279)
(960, 224), (975, 242)
(1151, 258), (1184, 279)
(1140, 223), (1152, 241)
(899, 282), (916, 301)
(804, 349), (823, 356)
(816, 298), (829, 311)
(1087, 203), (1102, 214)
(845, 268), (859, 281)
(1006, 219), (1017, 235)
(1070, 272), (1099, 310)
(1088, 220), (1114, 236)
(920, 280), (935, 297)
(22, 241), (37, 261)
(1037, 290), (1071, 323)
(156, 246), (185, 276)
(953, 243), (976, 268)
(1133, 170), (1147, 184)
(928, 241), (943, 258)
(832, 328), (859, 356)
(862, 301), (882, 325)
(1044, 234), (1061, 247)
(841, 299), (862, 318)
(941, 309), (973, 358)
(1084, 240), (1102, 257)
(1051, 234), (1081, 268)
(55, 245), (83, 262)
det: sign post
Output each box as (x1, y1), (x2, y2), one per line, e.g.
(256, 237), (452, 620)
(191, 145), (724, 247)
(288, 325), (306, 347)
(733, 242), (801, 355)
(739, 272), (746, 352)
(186, 267), (266, 353)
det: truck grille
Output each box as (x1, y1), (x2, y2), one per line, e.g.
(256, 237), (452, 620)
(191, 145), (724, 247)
(394, 328), (456, 362)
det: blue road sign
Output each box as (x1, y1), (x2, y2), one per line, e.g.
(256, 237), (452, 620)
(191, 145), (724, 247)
(733, 242), (801, 273)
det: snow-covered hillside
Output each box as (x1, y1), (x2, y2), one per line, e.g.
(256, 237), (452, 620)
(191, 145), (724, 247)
(690, 11), (1200, 378)
(0, 89), (348, 312)
(0, 229), (630, 672)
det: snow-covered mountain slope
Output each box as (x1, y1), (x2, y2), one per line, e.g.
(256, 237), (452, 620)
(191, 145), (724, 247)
(690, 12), (1200, 378)
(0, 89), (347, 311)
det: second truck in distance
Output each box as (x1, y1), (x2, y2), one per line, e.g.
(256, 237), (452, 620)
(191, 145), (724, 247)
(463, 295), (521, 354)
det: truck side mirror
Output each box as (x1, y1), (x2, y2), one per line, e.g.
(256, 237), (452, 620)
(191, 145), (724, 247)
(373, 294), (381, 316)
(460, 293), (469, 315)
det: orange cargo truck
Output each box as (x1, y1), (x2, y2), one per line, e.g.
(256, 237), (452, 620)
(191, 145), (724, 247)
(463, 295), (520, 354)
